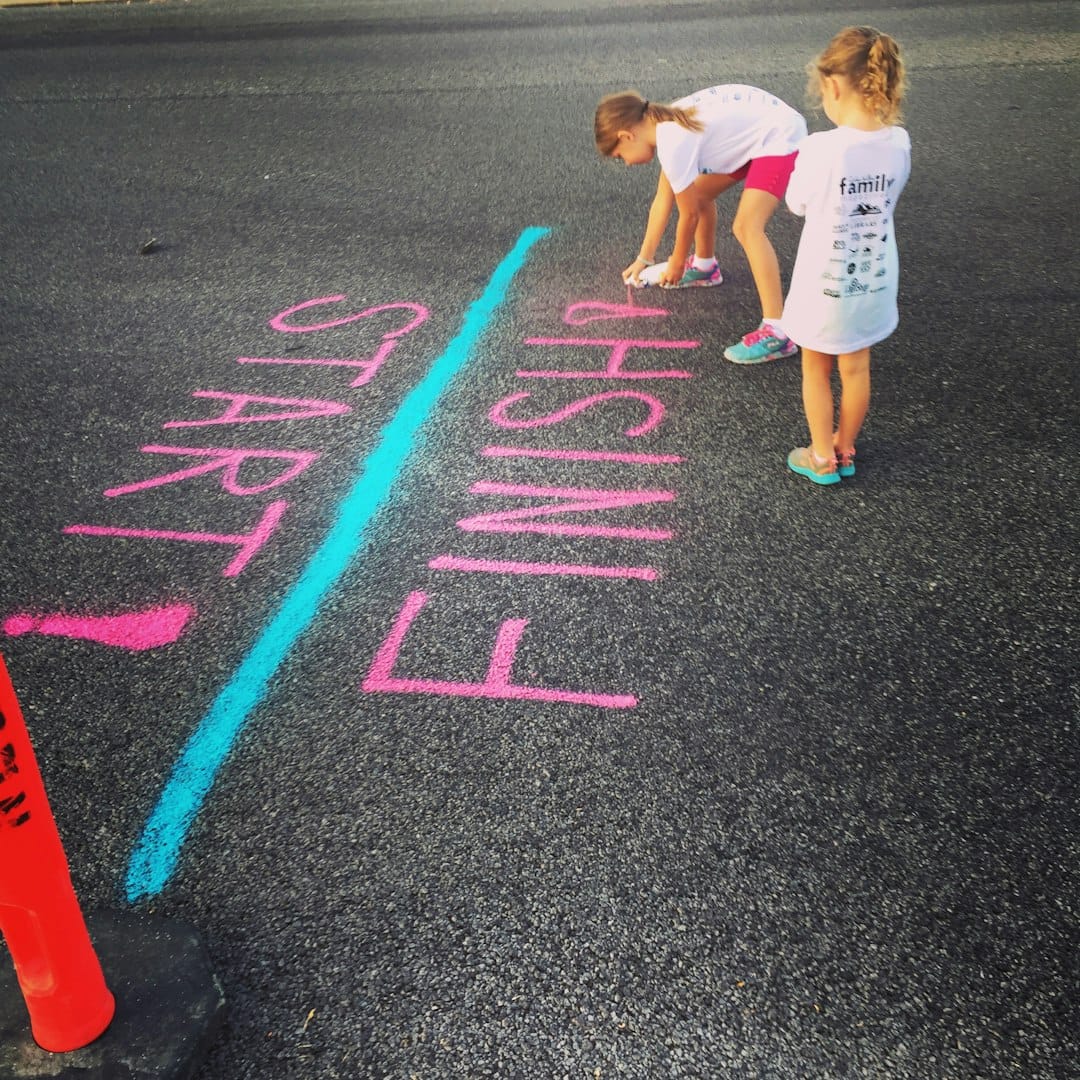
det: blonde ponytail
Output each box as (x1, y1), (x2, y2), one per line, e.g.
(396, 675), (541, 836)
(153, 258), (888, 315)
(864, 32), (906, 124)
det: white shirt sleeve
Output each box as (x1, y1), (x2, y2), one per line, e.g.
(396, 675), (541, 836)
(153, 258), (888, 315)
(784, 135), (815, 217)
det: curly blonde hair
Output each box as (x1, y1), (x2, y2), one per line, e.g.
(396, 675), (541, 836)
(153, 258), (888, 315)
(810, 26), (906, 125)
(594, 91), (704, 156)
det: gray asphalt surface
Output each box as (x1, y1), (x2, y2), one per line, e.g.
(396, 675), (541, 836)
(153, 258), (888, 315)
(1, 1), (1078, 1077)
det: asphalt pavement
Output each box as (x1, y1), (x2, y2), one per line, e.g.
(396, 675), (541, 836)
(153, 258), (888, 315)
(1, 1), (1077, 1077)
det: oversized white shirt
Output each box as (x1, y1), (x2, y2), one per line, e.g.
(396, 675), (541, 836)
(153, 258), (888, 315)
(782, 125), (912, 354)
(655, 84), (807, 194)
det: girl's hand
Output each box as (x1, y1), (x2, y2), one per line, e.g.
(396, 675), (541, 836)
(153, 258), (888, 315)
(622, 255), (654, 285)
(657, 260), (685, 288)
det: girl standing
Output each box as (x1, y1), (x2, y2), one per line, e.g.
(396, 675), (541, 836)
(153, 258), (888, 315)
(783, 26), (911, 485)
(595, 85), (807, 364)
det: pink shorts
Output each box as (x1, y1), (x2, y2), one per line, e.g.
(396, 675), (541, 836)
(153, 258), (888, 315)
(729, 151), (799, 200)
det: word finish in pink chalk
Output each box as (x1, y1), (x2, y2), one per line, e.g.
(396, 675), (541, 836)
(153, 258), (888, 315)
(483, 445), (684, 464)
(457, 481), (675, 541)
(242, 300), (431, 388)
(268, 296), (429, 336)
(429, 554), (659, 580)
(563, 300), (668, 325)
(163, 392), (350, 428)
(489, 390), (665, 437)
(104, 447), (320, 498)
(360, 287), (692, 712)
(519, 337), (697, 380)
(362, 590), (636, 708)
(3, 603), (195, 651)
(65, 500), (287, 578)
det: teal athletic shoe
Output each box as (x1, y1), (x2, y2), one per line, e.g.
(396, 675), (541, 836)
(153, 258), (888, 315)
(675, 259), (723, 287)
(724, 324), (799, 364)
(787, 446), (841, 486)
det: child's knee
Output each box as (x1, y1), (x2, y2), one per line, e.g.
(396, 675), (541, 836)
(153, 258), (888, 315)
(731, 213), (764, 248)
(838, 350), (871, 378)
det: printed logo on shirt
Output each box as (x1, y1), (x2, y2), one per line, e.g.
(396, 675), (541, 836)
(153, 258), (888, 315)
(839, 174), (896, 197)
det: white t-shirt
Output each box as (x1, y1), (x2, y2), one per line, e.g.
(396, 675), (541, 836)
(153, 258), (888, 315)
(656, 85), (807, 194)
(782, 125), (912, 354)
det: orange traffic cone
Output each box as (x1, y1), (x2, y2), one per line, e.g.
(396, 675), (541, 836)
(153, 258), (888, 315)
(0, 651), (115, 1053)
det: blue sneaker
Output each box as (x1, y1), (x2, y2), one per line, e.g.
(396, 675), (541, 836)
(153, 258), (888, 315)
(837, 447), (856, 477)
(787, 446), (840, 486)
(724, 324), (798, 364)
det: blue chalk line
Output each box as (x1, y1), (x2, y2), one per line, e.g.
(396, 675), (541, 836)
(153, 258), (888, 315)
(125, 227), (551, 901)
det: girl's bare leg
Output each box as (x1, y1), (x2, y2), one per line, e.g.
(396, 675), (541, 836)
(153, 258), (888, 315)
(732, 188), (783, 321)
(836, 348), (871, 450)
(690, 173), (740, 267)
(694, 198), (718, 261)
(801, 348), (836, 459)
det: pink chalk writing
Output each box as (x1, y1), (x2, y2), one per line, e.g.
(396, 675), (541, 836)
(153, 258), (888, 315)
(563, 300), (668, 325)
(488, 390), (665, 437)
(41, 290), (432, 642)
(164, 392), (350, 428)
(268, 297), (429, 336)
(457, 481), (675, 541)
(518, 337), (696, 380)
(362, 590), (637, 708)
(3, 604), (195, 651)
(429, 554), (659, 580)
(65, 500), (288, 577)
(360, 284), (700, 711)
(482, 445), (684, 465)
(104, 447), (320, 498)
